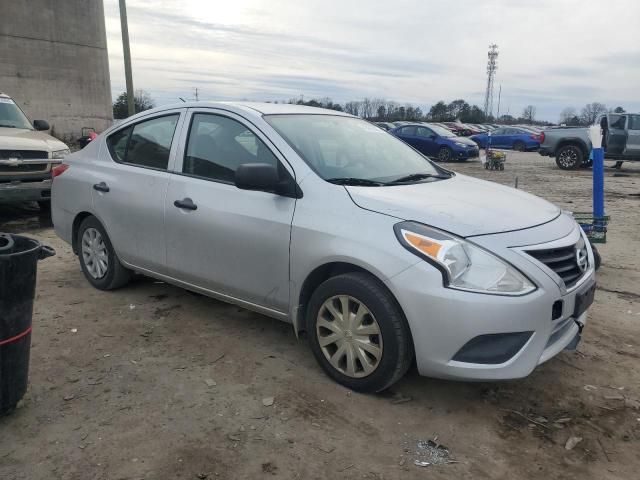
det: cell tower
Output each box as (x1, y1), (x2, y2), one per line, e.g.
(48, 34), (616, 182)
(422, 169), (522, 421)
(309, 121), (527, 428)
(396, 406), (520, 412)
(483, 44), (499, 119)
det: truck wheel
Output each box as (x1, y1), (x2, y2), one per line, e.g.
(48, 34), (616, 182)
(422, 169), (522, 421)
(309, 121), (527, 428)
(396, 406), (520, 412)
(556, 145), (583, 170)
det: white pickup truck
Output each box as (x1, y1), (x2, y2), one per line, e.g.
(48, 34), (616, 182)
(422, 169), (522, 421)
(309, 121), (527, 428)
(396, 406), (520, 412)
(0, 93), (70, 209)
(538, 113), (640, 169)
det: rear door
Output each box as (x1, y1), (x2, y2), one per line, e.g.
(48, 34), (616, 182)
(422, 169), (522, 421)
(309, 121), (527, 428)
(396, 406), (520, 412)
(606, 114), (627, 155)
(95, 110), (185, 273)
(164, 109), (296, 313)
(623, 115), (640, 157)
(395, 126), (419, 149)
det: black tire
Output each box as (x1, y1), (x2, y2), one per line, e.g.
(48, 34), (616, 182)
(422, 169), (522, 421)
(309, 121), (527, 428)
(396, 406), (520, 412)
(555, 145), (583, 170)
(591, 243), (601, 271)
(77, 216), (131, 290)
(37, 200), (51, 211)
(306, 272), (413, 393)
(499, 163), (504, 171)
(437, 146), (453, 162)
(513, 140), (526, 152)
(614, 161), (624, 169)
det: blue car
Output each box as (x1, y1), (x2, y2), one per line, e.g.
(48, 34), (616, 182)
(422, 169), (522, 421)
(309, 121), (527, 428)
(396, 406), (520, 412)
(470, 127), (540, 151)
(390, 123), (480, 162)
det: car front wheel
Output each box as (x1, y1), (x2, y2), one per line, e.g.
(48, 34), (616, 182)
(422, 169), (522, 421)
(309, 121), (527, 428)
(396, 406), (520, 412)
(306, 273), (413, 393)
(513, 140), (526, 152)
(437, 146), (453, 162)
(77, 216), (131, 290)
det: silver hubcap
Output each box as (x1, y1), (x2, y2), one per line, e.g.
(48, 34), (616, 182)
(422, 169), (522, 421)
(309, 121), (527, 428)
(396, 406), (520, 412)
(81, 228), (108, 279)
(439, 149), (450, 161)
(316, 295), (383, 378)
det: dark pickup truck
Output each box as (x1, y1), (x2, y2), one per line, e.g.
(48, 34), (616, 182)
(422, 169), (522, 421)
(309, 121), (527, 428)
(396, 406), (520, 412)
(539, 113), (640, 169)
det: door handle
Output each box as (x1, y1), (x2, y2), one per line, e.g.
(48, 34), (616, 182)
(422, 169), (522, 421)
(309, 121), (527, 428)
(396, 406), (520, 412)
(93, 182), (110, 193)
(174, 197), (197, 211)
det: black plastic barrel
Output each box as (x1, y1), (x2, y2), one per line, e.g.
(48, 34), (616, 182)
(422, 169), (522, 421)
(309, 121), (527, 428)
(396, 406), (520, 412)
(0, 233), (54, 416)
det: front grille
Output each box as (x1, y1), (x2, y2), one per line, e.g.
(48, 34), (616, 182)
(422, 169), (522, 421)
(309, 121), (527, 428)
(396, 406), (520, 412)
(526, 244), (585, 288)
(0, 163), (49, 173)
(0, 150), (48, 160)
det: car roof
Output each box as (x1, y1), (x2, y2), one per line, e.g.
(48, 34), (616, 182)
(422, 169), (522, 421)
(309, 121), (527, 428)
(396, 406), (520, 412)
(139, 101), (353, 117)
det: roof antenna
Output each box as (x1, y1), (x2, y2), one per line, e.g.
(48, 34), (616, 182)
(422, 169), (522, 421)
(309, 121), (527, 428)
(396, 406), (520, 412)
(178, 97), (186, 103)
(515, 176), (519, 189)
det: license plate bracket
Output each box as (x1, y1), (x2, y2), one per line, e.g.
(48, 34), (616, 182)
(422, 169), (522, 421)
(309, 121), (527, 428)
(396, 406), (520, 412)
(574, 282), (596, 318)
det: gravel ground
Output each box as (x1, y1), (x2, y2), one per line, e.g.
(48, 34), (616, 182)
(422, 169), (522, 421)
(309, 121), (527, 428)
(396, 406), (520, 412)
(0, 152), (639, 479)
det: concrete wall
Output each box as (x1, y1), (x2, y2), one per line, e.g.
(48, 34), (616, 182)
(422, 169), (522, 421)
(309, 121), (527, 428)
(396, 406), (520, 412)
(0, 0), (112, 141)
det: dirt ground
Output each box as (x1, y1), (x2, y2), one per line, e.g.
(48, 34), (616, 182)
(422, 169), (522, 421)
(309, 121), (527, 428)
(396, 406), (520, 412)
(1, 152), (639, 480)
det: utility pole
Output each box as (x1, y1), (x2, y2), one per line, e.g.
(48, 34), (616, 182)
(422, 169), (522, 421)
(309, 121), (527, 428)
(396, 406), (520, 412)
(483, 44), (499, 119)
(119, 0), (135, 117)
(496, 84), (502, 120)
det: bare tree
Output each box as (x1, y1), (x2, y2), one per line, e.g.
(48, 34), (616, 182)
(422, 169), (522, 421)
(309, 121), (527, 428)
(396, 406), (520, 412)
(522, 105), (536, 124)
(580, 102), (607, 125)
(559, 107), (576, 124)
(344, 101), (361, 117)
(360, 98), (373, 119)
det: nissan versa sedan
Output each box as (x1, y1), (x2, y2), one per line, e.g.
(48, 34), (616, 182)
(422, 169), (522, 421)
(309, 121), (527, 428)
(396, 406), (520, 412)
(52, 102), (596, 393)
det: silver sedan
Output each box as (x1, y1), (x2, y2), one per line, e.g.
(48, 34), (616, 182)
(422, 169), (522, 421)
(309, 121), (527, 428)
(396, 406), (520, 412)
(52, 102), (596, 392)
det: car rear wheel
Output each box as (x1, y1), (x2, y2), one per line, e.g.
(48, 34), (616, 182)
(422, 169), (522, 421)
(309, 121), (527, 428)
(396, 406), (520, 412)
(77, 216), (131, 290)
(556, 145), (583, 170)
(306, 273), (413, 393)
(513, 140), (526, 152)
(437, 146), (453, 162)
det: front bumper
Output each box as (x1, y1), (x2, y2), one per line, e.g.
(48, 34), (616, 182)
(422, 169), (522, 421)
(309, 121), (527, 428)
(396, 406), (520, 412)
(385, 219), (595, 381)
(455, 147), (480, 160)
(0, 179), (53, 202)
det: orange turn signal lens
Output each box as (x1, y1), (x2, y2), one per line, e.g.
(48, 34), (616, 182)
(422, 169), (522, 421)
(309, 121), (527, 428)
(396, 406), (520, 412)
(403, 231), (442, 259)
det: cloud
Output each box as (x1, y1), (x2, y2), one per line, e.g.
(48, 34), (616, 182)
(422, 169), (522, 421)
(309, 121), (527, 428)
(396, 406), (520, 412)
(104, 0), (640, 121)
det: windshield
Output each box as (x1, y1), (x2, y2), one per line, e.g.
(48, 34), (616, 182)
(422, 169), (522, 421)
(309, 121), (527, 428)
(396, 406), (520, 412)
(428, 124), (457, 137)
(265, 114), (442, 183)
(0, 98), (33, 129)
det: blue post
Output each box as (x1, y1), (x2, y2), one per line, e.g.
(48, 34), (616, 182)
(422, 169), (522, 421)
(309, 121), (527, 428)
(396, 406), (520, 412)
(592, 147), (605, 218)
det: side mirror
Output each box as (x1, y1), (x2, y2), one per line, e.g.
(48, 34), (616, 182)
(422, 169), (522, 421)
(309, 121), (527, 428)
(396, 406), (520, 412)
(33, 120), (50, 131)
(430, 134), (437, 140)
(235, 163), (279, 191)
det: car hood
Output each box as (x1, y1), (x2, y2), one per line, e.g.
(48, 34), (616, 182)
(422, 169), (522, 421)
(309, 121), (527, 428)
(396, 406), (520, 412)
(346, 174), (560, 237)
(0, 127), (68, 152)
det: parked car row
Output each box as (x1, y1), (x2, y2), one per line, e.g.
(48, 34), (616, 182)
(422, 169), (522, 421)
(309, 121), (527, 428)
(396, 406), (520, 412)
(375, 120), (543, 153)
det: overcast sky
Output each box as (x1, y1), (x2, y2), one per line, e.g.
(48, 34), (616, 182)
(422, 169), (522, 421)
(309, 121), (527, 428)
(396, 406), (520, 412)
(104, 0), (640, 122)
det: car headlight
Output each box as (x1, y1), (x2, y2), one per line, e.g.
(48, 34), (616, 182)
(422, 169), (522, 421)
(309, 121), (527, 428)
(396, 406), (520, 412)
(454, 142), (467, 147)
(52, 149), (70, 159)
(394, 221), (536, 296)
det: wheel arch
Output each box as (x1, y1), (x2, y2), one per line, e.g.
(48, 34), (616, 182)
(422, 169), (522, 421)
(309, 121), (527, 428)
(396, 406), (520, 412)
(293, 261), (406, 337)
(71, 211), (95, 254)
(556, 138), (589, 158)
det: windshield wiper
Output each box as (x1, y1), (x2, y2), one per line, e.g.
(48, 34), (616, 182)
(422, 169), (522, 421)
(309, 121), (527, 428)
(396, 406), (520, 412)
(389, 173), (451, 184)
(0, 124), (17, 128)
(326, 177), (388, 186)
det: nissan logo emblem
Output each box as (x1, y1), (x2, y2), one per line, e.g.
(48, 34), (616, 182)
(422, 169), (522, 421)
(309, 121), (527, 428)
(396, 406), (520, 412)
(575, 246), (588, 273)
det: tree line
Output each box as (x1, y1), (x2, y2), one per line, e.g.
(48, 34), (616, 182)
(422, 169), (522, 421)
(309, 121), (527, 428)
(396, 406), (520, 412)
(113, 90), (627, 127)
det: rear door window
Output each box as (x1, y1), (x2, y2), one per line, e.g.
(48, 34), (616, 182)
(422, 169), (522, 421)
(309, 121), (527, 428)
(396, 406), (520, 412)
(399, 126), (416, 136)
(628, 115), (640, 130)
(106, 114), (180, 170)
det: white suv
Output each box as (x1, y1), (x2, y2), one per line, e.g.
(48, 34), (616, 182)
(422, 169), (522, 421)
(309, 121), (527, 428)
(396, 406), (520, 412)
(0, 93), (70, 209)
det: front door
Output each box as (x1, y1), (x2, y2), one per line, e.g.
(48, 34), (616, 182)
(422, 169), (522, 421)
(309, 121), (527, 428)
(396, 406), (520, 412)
(623, 114), (640, 157)
(164, 110), (296, 313)
(94, 110), (185, 273)
(416, 126), (437, 156)
(606, 114), (627, 155)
